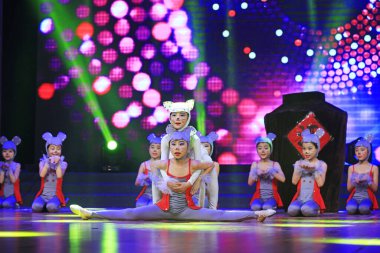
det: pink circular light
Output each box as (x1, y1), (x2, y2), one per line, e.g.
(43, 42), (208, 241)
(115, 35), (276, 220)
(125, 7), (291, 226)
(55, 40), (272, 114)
(150, 3), (168, 21)
(181, 74), (198, 90)
(94, 11), (110, 26)
(152, 22), (172, 41)
(130, 7), (146, 22)
(216, 129), (233, 147)
(206, 76), (224, 92)
(114, 19), (130, 36)
(97, 30), (113, 46)
(168, 10), (188, 29)
(92, 76), (111, 95)
(126, 101), (143, 118)
(112, 110), (130, 129)
(132, 72), (151, 91)
(76, 5), (90, 19)
(181, 45), (199, 61)
(109, 67), (124, 82)
(194, 62), (210, 77)
(68, 67), (82, 79)
(207, 101), (224, 117)
(153, 106), (169, 123)
(93, 0), (107, 7)
(221, 88), (240, 106)
(102, 48), (118, 64)
(88, 59), (102, 75)
(126, 56), (142, 72)
(141, 116), (158, 130)
(110, 1), (129, 19)
(175, 27), (191, 47)
(217, 152), (237, 165)
(237, 99), (257, 117)
(79, 40), (96, 56)
(161, 41), (178, 57)
(142, 89), (161, 108)
(119, 37), (135, 54)
(141, 44), (156, 59)
(164, 0), (184, 10)
(118, 85), (133, 98)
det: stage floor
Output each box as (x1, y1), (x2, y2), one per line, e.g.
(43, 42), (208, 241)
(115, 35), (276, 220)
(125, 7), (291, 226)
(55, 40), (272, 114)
(1, 208), (380, 253)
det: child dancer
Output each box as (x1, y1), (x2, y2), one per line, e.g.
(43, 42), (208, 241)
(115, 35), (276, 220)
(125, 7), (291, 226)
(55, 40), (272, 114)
(135, 133), (162, 207)
(0, 136), (22, 208)
(346, 136), (378, 214)
(153, 99), (218, 209)
(32, 132), (67, 212)
(248, 133), (285, 210)
(288, 129), (327, 217)
(70, 129), (276, 222)
(192, 131), (220, 208)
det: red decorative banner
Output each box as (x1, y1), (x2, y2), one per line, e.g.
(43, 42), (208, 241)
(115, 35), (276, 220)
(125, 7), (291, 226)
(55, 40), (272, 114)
(287, 112), (333, 156)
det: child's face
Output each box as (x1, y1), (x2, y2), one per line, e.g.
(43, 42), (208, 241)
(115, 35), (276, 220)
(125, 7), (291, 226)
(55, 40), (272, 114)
(149, 143), (161, 159)
(202, 142), (212, 156)
(170, 112), (189, 130)
(48, 145), (62, 157)
(302, 142), (318, 160)
(256, 143), (271, 160)
(355, 146), (369, 162)
(2, 149), (15, 161)
(169, 139), (188, 159)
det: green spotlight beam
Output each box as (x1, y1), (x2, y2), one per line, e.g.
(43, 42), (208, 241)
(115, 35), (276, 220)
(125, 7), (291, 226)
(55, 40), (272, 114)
(39, 0), (114, 143)
(185, 1), (207, 134)
(225, 0), (237, 132)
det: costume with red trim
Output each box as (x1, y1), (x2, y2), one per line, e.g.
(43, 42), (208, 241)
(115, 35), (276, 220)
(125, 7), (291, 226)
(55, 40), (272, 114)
(346, 165), (378, 210)
(34, 177), (66, 206)
(156, 159), (200, 211)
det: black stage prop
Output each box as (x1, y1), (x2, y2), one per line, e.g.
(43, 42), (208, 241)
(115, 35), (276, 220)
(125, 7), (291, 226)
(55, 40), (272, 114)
(265, 91), (348, 212)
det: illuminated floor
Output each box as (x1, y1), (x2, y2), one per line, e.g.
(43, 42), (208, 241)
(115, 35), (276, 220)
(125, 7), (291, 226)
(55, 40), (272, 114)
(1, 208), (380, 253)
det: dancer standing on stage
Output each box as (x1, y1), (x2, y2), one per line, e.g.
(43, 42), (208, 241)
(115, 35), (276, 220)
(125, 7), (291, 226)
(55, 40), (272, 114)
(346, 136), (378, 214)
(248, 133), (285, 211)
(70, 129), (276, 222)
(288, 129), (327, 217)
(192, 131), (220, 209)
(32, 132), (67, 213)
(0, 136), (23, 208)
(135, 133), (162, 207)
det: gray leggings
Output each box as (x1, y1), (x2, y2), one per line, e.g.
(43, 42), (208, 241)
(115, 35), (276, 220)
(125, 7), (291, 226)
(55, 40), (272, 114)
(93, 204), (257, 221)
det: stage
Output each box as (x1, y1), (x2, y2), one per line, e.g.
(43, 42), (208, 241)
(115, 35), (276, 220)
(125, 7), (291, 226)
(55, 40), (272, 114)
(1, 208), (380, 253)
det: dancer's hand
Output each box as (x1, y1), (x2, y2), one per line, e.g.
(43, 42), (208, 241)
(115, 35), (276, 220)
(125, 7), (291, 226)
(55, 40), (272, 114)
(171, 182), (191, 193)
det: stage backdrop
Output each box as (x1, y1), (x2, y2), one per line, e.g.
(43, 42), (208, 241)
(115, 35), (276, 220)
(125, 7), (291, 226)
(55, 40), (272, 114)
(35, 0), (380, 171)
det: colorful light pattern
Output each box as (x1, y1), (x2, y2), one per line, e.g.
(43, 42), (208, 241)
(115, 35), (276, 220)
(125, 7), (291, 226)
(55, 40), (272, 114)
(36, 0), (380, 166)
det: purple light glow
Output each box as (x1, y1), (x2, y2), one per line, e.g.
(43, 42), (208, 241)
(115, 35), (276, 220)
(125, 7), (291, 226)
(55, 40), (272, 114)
(88, 59), (102, 75)
(141, 44), (156, 59)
